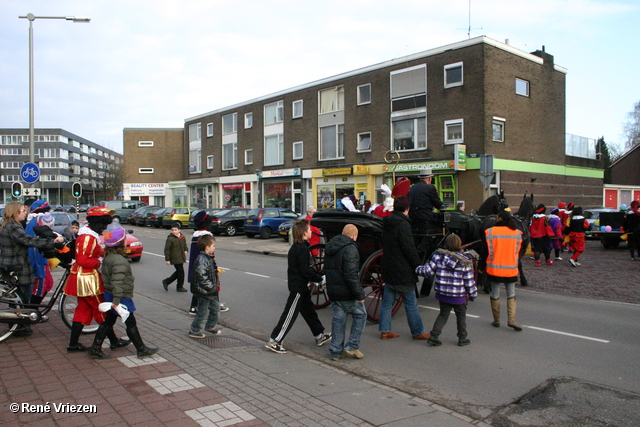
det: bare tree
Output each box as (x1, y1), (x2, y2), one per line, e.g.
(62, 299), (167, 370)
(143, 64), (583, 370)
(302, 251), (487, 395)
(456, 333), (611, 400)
(623, 100), (640, 150)
(95, 157), (128, 200)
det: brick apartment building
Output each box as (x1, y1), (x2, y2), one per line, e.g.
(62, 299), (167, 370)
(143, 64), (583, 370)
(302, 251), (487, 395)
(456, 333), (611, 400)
(124, 36), (603, 213)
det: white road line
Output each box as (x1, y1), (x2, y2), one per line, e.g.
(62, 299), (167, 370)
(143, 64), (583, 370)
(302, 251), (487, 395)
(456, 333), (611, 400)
(522, 326), (609, 343)
(245, 272), (270, 278)
(419, 305), (480, 318)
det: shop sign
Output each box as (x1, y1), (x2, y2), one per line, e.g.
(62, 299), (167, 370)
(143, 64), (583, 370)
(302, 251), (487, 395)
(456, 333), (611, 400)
(355, 183), (368, 191)
(261, 168), (300, 178)
(174, 187), (187, 196)
(384, 161), (454, 173)
(353, 165), (369, 175)
(323, 167), (352, 176)
(454, 145), (467, 171)
(127, 183), (167, 196)
(222, 183), (244, 190)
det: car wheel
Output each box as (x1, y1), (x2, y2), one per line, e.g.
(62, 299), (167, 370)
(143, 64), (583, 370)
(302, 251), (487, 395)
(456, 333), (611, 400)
(225, 224), (237, 236)
(131, 257), (141, 262)
(259, 227), (272, 239)
(246, 233), (255, 238)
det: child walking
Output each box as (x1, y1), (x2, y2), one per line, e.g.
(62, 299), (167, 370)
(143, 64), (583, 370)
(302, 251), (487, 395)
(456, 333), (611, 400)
(567, 207), (589, 267)
(88, 224), (158, 359)
(416, 234), (477, 346)
(162, 222), (188, 292)
(188, 234), (222, 339)
(266, 219), (331, 354)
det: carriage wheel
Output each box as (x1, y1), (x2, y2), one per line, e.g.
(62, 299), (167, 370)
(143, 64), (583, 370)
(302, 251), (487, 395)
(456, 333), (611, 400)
(308, 244), (330, 309)
(359, 250), (402, 323)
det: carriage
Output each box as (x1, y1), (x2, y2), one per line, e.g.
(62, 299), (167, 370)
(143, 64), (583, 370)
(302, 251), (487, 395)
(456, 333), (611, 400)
(307, 209), (479, 322)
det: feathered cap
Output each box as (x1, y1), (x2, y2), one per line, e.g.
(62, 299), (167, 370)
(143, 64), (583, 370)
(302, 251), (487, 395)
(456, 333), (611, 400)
(87, 207), (116, 217)
(535, 203), (546, 214)
(30, 200), (50, 213)
(193, 211), (212, 229)
(103, 225), (126, 247)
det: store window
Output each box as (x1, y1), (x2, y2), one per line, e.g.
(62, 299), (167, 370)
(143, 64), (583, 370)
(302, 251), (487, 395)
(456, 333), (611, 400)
(191, 185), (207, 209)
(221, 183), (245, 208)
(264, 180), (292, 209)
(317, 184), (354, 210)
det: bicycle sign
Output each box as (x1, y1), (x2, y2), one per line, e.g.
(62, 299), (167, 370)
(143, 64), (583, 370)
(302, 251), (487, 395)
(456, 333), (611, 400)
(20, 163), (40, 183)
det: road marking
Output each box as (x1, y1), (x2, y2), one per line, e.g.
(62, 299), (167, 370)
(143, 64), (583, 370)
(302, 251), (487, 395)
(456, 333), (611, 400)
(523, 326), (609, 343)
(419, 305), (480, 318)
(144, 252), (164, 258)
(245, 272), (270, 278)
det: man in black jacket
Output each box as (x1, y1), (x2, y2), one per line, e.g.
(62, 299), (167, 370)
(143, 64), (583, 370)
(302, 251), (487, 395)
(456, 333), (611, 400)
(407, 168), (444, 235)
(379, 196), (431, 340)
(325, 224), (366, 361)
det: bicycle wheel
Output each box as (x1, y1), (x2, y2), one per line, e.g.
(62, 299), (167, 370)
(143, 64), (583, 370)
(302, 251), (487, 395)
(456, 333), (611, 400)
(308, 244), (330, 309)
(0, 283), (25, 343)
(58, 294), (99, 334)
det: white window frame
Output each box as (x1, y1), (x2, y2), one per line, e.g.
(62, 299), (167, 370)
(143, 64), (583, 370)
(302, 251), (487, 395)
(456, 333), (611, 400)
(244, 149), (253, 165)
(319, 86), (345, 114)
(444, 62), (463, 88)
(292, 100), (304, 119)
(139, 168), (154, 174)
(264, 101), (284, 125)
(444, 119), (464, 145)
(189, 149), (201, 173)
(222, 141), (237, 170)
(391, 116), (426, 151)
(206, 122), (214, 137)
(189, 123), (201, 142)
(207, 155), (214, 170)
(138, 141), (154, 147)
(492, 117), (506, 142)
(222, 113), (238, 135)
(264, 134), (284, 166)
(319, 124), (345, 160)
(244, 112), (253, 129)
(293, 141), (303, 160)
(357, 132), (372, 152)
(357, 84), (371, 105)
(516, 78), (530, 97)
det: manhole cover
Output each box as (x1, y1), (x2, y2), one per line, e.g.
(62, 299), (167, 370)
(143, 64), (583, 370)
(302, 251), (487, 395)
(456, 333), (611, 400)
(200, 336), (248, 348)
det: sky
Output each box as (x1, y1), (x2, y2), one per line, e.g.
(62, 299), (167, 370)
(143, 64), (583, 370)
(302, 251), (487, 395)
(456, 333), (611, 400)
(1, 0), (639, 155)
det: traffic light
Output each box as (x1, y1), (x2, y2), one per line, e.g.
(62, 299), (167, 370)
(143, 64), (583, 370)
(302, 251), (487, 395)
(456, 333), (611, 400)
(11, 182), (22, 198)
(72, 182), (82, 199)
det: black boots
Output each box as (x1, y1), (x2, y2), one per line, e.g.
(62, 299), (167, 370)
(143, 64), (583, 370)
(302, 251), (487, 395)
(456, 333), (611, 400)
(88, 323), (112, 359)
(67, 321), (89, 352)
(127, 326), (158, 359)
(107, 328), (131, 350)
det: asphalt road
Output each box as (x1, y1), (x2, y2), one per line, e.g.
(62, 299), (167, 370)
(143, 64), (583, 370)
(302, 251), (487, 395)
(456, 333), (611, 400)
(125, 224), (640, 422)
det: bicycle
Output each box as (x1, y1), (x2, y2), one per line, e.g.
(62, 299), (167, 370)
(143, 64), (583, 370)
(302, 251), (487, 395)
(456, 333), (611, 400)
(0, 264), (99, 343)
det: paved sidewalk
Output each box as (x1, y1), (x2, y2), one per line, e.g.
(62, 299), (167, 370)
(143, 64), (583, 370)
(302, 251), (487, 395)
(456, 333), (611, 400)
(0, 294), (488, 427)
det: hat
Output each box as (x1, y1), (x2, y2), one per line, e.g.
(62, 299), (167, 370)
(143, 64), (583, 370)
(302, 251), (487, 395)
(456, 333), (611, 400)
(30, 200), (50, 213)
(550, 208), (559, 215)
(566, 203), (575, 211)
(193, 211), (210, 229)
(418, 169), (434, 178)
(87, 207), (116, 217)
(558, 202), (566, 209)
(535, 203), (546, 214)
(40, 212), (55, 228)
(103, 226), (126, 247)
(391, 177), (411, 197)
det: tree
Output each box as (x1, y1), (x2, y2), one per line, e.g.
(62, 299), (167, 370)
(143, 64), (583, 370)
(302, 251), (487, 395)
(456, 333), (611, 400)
(95, 156), (127, 200)
(597, 137), (613, 183)
(623, 100), (640, 150)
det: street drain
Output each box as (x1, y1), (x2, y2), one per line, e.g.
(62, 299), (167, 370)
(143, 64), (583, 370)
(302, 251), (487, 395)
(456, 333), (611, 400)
(200, 336), (248, 348)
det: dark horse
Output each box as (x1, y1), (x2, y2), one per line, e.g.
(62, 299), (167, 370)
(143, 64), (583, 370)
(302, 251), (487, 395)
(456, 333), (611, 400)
(463, 192), (533, 292)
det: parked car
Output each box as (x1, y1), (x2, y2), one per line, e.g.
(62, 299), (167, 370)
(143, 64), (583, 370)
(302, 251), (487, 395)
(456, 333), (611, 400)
(209, 208), (250, 236)
(278, 220), (295, 241)
(78, 204), (91, 212)
(188, 208), (223, 230)
(98, 229), (143, 262)
(583, 208), (619, 234)
(161, 207), (198, 229)
(129, 205), (160, 226)
(62, 205), (77, 213)
(244, 208), (299, 239)
(49, 212), (78, 235)
(145, 207), (171, 228)
(97, 200), (147, 224)
(52, 204), (64, 212)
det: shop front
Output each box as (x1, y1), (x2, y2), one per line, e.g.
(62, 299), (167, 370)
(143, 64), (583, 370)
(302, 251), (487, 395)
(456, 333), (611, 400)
(123, 183), (167, 207)
(221, 183), (250, 208)
(260, 168), (302, 212)
(312, 165), (378, 211)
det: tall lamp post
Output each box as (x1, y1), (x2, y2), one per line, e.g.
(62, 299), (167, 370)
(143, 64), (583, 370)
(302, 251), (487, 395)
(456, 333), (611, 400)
(18, 13), (90, 167)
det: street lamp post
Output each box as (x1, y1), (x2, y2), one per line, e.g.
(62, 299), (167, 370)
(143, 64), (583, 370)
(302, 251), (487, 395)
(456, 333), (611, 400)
(18, 13), (90, 167)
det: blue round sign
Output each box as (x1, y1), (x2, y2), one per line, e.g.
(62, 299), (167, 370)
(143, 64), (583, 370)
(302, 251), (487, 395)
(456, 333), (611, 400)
(21, 162), (40, 183)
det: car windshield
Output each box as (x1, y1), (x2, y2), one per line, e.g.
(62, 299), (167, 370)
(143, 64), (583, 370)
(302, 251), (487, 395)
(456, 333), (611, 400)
(52, 213), (72, 226)
(214, 210), (232, 217)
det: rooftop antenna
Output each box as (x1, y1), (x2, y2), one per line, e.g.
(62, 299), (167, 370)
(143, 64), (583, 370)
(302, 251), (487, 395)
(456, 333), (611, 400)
(466, 0), (482, 39)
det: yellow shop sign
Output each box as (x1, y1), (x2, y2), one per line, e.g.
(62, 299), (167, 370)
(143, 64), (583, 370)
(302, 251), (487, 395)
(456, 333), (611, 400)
(323, 167), (352, 176)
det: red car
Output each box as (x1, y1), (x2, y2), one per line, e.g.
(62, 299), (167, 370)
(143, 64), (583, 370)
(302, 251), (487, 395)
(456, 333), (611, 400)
(98, 230), (143, 262)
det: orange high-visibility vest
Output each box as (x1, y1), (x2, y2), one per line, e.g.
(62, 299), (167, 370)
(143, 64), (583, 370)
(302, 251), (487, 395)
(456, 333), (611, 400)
(485, 226), (522, 278)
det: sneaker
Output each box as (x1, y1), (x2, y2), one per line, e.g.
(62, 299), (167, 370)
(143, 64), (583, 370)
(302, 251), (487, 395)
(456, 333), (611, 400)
(177, 287), (188, 292)
(575, 262), (582, 266)
(556, 256), (563, 261)
(162, 279), (169, 291)
(546, 259), (554, 265)
(535, 260), (541, 267)
(265, 340), (286, 354)
(315, 333), (332, 347)
(344, 349), (364, 359)
(569, 259), (577, 267)
(205, 327), (222, 335)
(188, 330), (206, 339)
(188, 307), (197, 316)
(219, 304), (229, 312)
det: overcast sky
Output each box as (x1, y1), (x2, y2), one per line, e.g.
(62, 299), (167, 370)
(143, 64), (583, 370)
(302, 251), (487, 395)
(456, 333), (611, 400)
(1, 0), (638, 155)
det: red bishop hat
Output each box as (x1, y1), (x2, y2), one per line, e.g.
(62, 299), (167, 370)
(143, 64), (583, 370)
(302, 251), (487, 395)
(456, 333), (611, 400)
(86, 207), (116, 217)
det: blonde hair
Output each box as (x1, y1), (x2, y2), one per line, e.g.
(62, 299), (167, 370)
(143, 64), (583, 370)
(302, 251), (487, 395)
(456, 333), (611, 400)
(342, 224), (358, 239)
(0, 202), (24, 231)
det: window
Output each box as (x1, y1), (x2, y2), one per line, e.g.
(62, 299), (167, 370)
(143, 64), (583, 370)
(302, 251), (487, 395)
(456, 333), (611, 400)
(390, 65), (426, 112)
(293, 141), (303, 160)
(319, 86), (344, 114)
(244, 113), (253, 129)
(516, 78), (529, 97)
(189, 149), (201, 173)
(223, 141), (237, 170)
(292, 100), (303, 119)
(357, 132), (371, 152)
(392, 117), (426, 151)
(444, 119), (464, 144)
(245, 149), (253, 165)
(264, 134), (284, 166)
(357, 84), (371, 105)
(207, 155), (214, 169)
(138, 141), (154, 147)
(319, 124), (344, 160)
(492, 117), (505, 142)
(189, 123), (201, 142)
(264, 101), (284, 125)
(444, 62), (463, 88)
(206, 122), (214, 137)
(222, 113), (237, 134)
(139, 168), (154, 174)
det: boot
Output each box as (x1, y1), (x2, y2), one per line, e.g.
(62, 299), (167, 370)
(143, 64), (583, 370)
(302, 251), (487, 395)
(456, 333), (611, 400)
(507, 297), (522, 331)
(127, 326), (158, 359)
(107, 328), (131, 350)
(88, 323), (112, 359)
(490, 298), (500, 327)
(67, 321), (89, 352)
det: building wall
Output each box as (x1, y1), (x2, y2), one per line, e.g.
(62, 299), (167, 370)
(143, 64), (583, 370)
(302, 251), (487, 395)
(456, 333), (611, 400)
(123, 128), (184, 184)
(610, 144), (640, 185)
